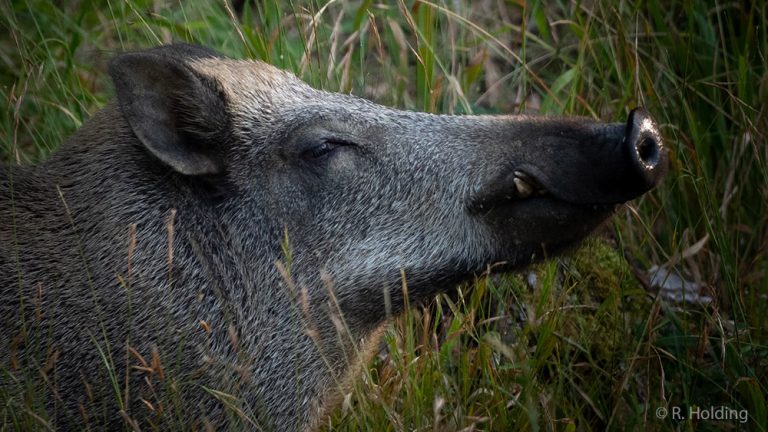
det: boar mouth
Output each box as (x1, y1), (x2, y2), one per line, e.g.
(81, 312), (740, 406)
(468, 168), (614, 213)
(508, 170), (548, 200)
(467, 167), (620, 265)
(468, 170), (546, 213)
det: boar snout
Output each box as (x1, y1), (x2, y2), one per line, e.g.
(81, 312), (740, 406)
(466, 108), (667, 255)
(490, 107), (667, 208)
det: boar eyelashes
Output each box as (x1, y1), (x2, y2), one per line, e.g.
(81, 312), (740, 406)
(299, 138), (355, 161)
(303, 141), (337, 159)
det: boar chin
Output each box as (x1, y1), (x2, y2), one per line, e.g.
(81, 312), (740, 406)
(482, 198), (617, 270)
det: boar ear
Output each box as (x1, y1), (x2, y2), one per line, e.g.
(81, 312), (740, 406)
(109, 52), (226, 176)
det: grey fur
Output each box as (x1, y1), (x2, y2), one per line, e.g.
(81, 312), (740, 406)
(0, 44), (666, 430)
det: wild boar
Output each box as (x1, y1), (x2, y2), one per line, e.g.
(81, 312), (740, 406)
(0, 44), (666, 430)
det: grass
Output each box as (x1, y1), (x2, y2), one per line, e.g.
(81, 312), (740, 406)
(1, 0), (767, 430)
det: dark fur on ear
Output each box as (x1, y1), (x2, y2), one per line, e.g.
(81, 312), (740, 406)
(109, 44), (228, 176)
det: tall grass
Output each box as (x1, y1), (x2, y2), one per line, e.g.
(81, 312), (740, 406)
(1, 0), (766, 430)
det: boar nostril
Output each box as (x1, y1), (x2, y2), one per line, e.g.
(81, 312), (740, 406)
(637, 136), (659, 166)
(625, 107), (666, 188)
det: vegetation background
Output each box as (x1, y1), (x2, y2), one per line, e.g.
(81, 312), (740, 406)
(1, 0), (766, 430)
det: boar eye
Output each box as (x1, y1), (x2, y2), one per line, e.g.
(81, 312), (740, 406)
(300, 138), (353, 160)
